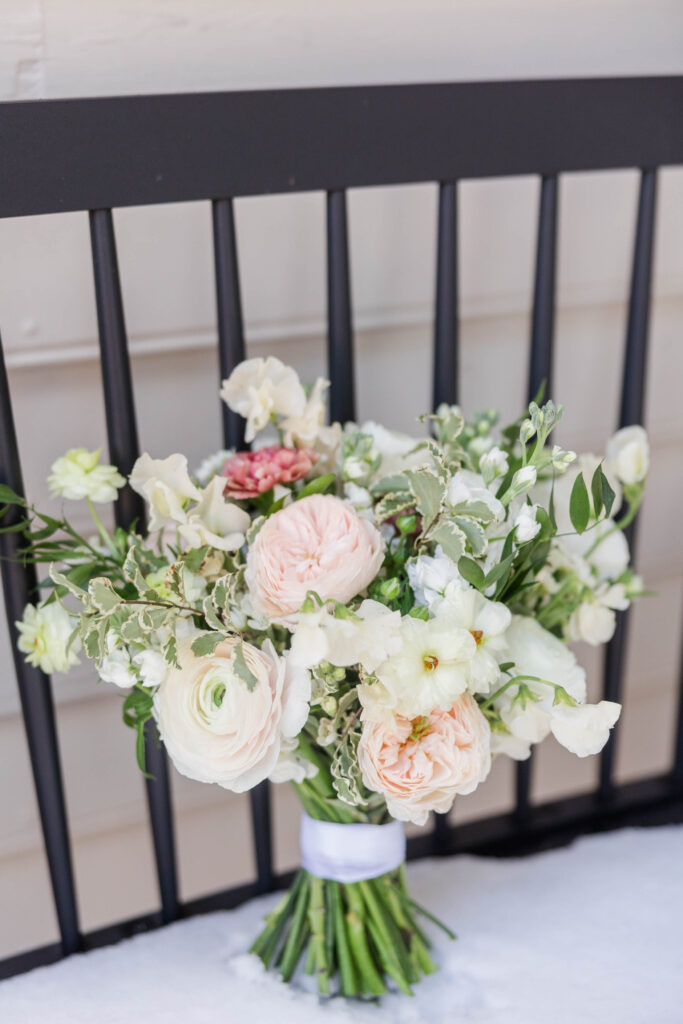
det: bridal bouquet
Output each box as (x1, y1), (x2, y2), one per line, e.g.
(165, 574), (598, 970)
(4, 356), (648, 998)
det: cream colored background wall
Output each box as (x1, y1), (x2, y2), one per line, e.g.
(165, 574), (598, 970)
(1, 1), (682, 960)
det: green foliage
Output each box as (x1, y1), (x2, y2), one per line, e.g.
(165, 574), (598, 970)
(297, 473), (337, 499)
(458, 555), (485, 590)
(191, 632), (225, 658)
(121, 686), (155, 775)
(232, 640), (258, 691)
(405, 468), (443, 535)
(569, 472), (590, 534)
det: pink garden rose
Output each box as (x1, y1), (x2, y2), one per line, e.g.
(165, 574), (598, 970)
(154, 636), (310, 792)
(245, 494), (385, 623)
(357, 694), (491, 825)
(222, 445), (319, 500)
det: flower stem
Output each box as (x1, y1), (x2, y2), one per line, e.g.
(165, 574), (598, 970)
(86, 498), (118, 557)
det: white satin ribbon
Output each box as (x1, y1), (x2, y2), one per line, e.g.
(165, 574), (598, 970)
(300, 813), (406, 883)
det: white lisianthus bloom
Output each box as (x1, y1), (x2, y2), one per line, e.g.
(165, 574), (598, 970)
(364, 614), (476, 721)
(269, 735), (318, 784)
(133, 649), (169, 689)
(220, 357), (306, 443)
(567, 600), (616, 646)
(193, 449), (233, 487)
(480, 446), (509, 485)
(99, 639), (137, 689)
(550, 700), (621, 757)
(178, 477), (250, 553)
(431, 586), (511, 695)
(496, 616), (587, 743)
(514, 503), (541, 543)
(48, 448), (125, 504)
(447, 470), (504, 522)
(606, 425), (649, 485)
(407, 547), (467, 609)
(154, 638), (310, 791)
(130, 453), (201, 532)
(16, 603), (80, 675)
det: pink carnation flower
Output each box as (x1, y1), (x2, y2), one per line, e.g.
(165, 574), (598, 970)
(222, 445), (318, 500)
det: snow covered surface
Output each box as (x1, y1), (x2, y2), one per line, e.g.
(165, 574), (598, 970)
(2, 825), (681, 1023)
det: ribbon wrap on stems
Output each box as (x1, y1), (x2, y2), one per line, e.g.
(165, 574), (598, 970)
(299, 812), (406, 882)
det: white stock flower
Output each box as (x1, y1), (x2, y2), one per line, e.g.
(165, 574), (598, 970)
(364, 614), (476, 721)
(48, 448), (125, 504)
(509, 465), (537, 498)
(432, 587), (511, 695)
(407, 548), (466, 609)
(133, 649), (169, 688)
(343, 481), (373, 511)
(193, 449), (233, 487)
(359, 421), (425, 479)
(178, 477), (250, 553)
(550, 700), (621, 757)
(220, 357), (306, 443)
(447, 470), (504, 521)
(16, 603), (80, 675)
(514, 503), (541, 543)
(606, 425), (649, 485)
(99, 638), (137, 689)
(269, 736), (318, 784)
(480, 446), (509, 484)
(130, 453), (201, 532)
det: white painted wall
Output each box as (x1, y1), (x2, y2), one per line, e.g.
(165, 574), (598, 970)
(0, 0), (682, 960)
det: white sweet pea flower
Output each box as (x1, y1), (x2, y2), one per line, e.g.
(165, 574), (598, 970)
(606, 425), (649, 485)
(432, 587), (511, 695)
(550, 700), (621, 757)
(220, 357), (306, 443)
(280, 377), (329, 447)
(16, 603), (80, 675)
(365, 614), (476, 720)
(48, 448), (125, 504)
(407, 548), (467, 609)
(567, 600), (616, 646)
(495, 616), (587, 744)
(490, 729), (531, 761)
(561, 519), (630, 582)
(323, 600), (402, 673)
(133, 649), (169, 688)
(514, 503), (541, 543)
(178, 477), (250, 553)
(480, 446), (509, 485)
(130, 453), (201, 532)
(447, 470), (504, 522)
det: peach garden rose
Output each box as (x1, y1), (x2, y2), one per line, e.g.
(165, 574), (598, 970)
(245, 493), (385, 622)
(357, 693), (492, 826)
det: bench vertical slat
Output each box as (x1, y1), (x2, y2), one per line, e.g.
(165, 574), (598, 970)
(431, 181), (459, 852)
(327, 190), (356, 422)
(599, 168), (657, 799)
(516, 174), (560, 821)
(433, 181), (459, 409)
(212, 198), (274, 893)
(0, 334), (81, 955)
(673, 627), (683, 784)
(89, 208), (179, 922)
(213, 199), (246, 449)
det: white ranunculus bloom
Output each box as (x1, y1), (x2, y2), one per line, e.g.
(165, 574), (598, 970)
(48, 448), (125, 504)
(514, 503), (541, 542)
(269, 735), (318, 784)
(133, 649), (169, 688)
(432, 586), (511, 695)
(606, 425), (649, 485)
(407, 548), (466, 608)
(178, 476), (250, 553)
(366, 614), (476, 720)
(550, 700), (621, 757)
(16, 603), (80, 675)
(130, 453), (201, 532)
(567, 600), (616, 646)
(448, 469), (504, 521)
(100, 641), (137, 689)
(154, 638), (310, 791)
(220, 356), (306, 443)
(480, 446), (509, 484)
